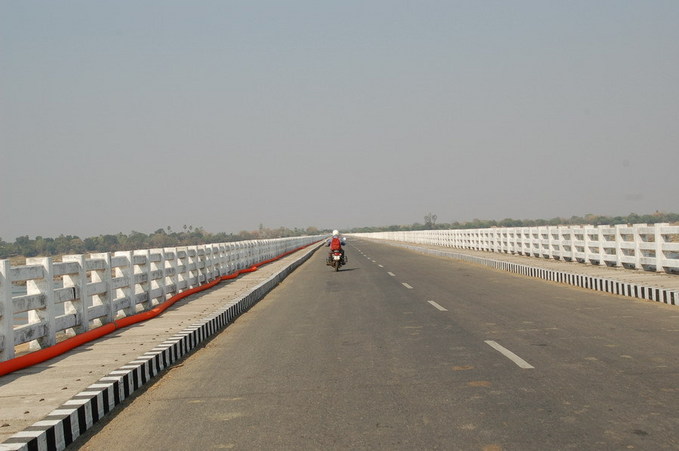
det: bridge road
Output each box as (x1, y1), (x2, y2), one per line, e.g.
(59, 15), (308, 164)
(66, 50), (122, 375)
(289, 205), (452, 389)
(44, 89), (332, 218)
(73, 239), (679, 450)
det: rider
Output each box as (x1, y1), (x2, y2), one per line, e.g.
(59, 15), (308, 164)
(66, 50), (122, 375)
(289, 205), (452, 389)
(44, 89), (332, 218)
(326, 229), (347, 264)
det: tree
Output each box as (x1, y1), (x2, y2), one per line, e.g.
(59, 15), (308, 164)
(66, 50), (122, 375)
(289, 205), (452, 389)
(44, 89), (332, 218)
(424, 212), (438, 229)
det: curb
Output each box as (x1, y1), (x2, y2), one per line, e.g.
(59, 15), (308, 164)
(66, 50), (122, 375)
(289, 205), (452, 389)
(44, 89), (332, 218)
(392, 242), (679, 306)
(0, 244), (320, 451)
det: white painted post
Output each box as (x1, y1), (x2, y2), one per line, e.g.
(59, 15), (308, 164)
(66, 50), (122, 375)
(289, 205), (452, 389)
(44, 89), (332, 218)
(583, 227), (593, 264)
(530, 228), (538, 257)
(597, 226), (607, 267)
(209, 245), (218, 278)
(215, 244), (226, 277)
(188, 247), (199, 288)
(246, 241), (254, 266)
(216, 244), (227, 276)
(210, 245), (217, 279)
(237, 243), (245, 270)
(614, 225), (624, 268)
(633, 225), (642, 270)
(198, 245), (208, 283)
(90, 253), (114, 326)
(0, 259), (15, 361)
(228, 243), (237, 273)
(539, 227), (548, 259)
(509, 228), (517, 254)
(523, 227), (531, 256)
(548, 227), (558, 260)
(197, 245), (206, 285)
(202, 246), (212, 281)
(655, 223), (668, 273)
(135, 249), (152, 311)
(165, 248), (178, 298)
(26, 257), (56, 350)
(114, 251), (135, 317)
(149, 249), (166, 303)
(558, 227), (568, 262)
(176, 247), (188, 291)
(62, 254), (88, 334)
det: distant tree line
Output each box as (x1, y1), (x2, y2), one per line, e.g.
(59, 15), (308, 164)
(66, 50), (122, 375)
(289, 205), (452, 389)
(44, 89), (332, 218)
(0, 225), (325, 260)
(2, 212), (677, 260)
(347, 211), (679, 233)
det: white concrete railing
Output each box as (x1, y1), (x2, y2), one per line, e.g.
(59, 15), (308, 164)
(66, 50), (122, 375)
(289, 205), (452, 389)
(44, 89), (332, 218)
(0, 236), (322, 362)
(351, 223), (679, 274)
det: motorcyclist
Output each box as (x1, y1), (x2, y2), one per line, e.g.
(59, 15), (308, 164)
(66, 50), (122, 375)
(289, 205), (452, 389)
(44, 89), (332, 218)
(326, 229), (347, 265)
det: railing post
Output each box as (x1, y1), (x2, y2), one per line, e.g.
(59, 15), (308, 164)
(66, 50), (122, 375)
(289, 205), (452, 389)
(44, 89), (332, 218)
(26, 257), (56, 351)
(583, 227), (593, 265)
(150, 249), (166, 303)
(238, 243), (246, 270)
(114, 251), (135, 317)
(175, 247), (188, 292)
(509, 228), (517, 254)
(217, 244), (227, 276)
(62, 254), (88, 334)
(203, 246), (213, 280)
(548, 227), (558, 260)
(165, 248), (178, 297)
(188, 247), (199, 287)
(135, 249), (152, 311)
(597, 225), (607, 267)
(613, 225), (623, 268)
(655, 223), (668, 273)
(90, 253), (114, 326)
(633, 225), (642, 270)
(0, 259), (15, 361)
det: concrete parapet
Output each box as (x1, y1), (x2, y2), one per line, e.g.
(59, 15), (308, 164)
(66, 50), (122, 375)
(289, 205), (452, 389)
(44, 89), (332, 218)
(0, 236), (322, 362)
(0, 243), (321, 450)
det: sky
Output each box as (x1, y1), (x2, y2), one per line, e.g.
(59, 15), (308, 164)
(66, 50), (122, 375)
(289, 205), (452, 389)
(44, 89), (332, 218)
(1, 1), (678, 240)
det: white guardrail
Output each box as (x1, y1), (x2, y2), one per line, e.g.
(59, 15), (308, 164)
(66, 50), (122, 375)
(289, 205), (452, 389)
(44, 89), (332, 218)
(352, 223), (679, 274)
(0, 236), (322, 362)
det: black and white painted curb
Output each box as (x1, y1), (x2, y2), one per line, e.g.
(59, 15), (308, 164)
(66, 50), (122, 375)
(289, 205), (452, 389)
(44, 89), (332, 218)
(394, 243), (679, 306)
(0, 244), (320, 451)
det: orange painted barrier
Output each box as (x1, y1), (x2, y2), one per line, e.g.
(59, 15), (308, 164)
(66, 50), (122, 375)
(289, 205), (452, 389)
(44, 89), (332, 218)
(0, 241), (320, 377)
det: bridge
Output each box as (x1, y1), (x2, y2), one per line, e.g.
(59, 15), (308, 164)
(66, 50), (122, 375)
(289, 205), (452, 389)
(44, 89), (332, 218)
(1, 224), (679, 450)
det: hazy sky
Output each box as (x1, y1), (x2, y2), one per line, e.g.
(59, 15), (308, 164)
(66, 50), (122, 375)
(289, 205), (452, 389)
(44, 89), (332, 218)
(2, 1), (678, 240)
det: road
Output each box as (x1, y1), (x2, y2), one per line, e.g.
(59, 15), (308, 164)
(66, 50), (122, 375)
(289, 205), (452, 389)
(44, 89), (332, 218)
(71, 239), (679, 450)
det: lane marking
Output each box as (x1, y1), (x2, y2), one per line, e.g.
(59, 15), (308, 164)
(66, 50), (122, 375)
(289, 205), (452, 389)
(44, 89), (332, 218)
(427, 300), (447, 311)
(402, 283), (414, 289)
(484, 340), (534, 369)
(378, 264), (384, 268)
(387, 272), (396, 277)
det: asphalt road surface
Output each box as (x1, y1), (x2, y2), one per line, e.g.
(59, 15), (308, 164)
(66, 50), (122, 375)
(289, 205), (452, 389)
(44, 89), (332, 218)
(71, 239), (679, 450)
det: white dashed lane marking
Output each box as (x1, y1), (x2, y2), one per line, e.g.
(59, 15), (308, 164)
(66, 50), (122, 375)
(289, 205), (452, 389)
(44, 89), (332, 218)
(387, 272), (395, 277)
(485, 340), (534, 369)
(427, 300), (447, 311)
(402, 283), (414, 289)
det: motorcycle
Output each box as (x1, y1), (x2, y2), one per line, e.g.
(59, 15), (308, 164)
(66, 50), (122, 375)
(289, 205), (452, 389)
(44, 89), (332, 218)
(327, 250), (346, 271)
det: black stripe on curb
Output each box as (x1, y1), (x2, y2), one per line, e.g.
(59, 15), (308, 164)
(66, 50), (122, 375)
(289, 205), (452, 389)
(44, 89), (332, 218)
(0, 244), (321, 451)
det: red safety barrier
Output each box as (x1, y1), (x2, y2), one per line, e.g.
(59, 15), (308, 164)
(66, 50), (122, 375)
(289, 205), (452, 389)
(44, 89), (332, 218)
(0, 241), (321, 377)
